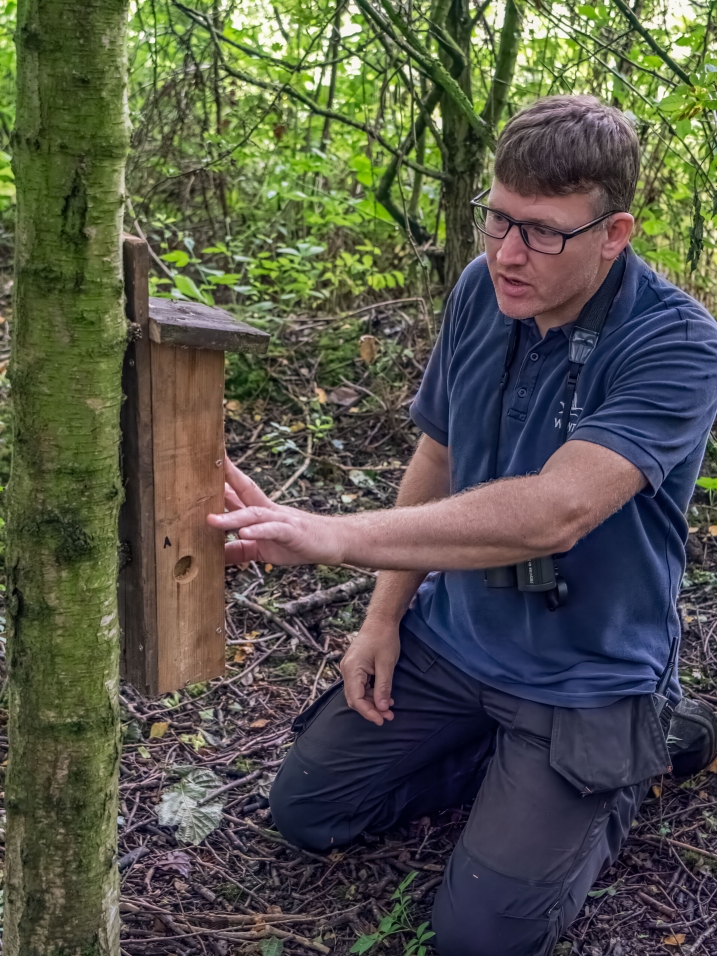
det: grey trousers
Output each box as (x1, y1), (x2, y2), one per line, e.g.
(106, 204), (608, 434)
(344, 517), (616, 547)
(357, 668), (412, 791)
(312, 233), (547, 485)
(270, 630), (656, 956)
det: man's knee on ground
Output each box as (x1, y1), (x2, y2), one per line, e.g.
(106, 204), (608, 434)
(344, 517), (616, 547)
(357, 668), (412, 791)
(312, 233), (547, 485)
(269, 752), (353, 853)
(431, 851), (562, 956)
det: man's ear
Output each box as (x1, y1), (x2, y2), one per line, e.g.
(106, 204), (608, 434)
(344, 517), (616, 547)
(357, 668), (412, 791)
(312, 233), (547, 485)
(601, 213), (634, 260)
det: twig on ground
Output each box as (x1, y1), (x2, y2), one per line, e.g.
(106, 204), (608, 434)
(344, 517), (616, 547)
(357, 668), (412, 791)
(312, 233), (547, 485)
(278, 575), (376, 617)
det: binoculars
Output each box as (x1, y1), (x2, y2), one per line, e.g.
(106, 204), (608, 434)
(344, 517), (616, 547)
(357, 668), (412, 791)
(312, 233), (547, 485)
(485, 557), (568, 611)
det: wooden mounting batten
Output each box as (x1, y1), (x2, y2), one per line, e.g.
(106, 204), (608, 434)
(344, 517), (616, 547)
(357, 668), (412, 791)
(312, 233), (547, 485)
(119, 236), (270, 696)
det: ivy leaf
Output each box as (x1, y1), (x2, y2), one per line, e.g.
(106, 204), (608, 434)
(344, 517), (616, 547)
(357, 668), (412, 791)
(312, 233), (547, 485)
(261, 939), (285, 956)
(157, 767), (224, 845)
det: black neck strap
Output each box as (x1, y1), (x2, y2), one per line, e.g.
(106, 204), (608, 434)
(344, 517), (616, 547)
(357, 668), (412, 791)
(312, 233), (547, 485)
(487, 252), (627, 481)
(557, 253), (627, 444)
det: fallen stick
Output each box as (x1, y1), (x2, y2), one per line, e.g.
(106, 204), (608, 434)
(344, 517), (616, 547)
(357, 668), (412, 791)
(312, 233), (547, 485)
(278, 576), (376, 617)
(636, 890), (677, 920)
(640, 833), (717, 863)
(234, 594), (324, 652)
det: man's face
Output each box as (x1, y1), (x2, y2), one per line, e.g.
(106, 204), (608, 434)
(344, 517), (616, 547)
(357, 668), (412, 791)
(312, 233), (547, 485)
(484, 180), (624, 323)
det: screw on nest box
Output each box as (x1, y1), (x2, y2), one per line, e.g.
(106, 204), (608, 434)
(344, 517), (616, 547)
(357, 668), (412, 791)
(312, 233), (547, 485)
(118, 235), (270, 697)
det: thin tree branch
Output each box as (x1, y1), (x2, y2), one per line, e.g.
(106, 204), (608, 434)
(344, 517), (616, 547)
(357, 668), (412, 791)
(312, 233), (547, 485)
(610, 0), (691, 85)
(355, 0), (492, 141)
(183, 10), (447, 181)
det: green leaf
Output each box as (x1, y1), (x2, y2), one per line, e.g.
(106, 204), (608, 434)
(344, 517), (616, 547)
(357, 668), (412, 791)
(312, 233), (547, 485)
(350, 934), (380, 954)
(577, 5), (598, 19)
(641, 218), (670, 236)
(157, 767), (224, 844)
(261, 939), (285, 956)
(161, 249), (190, 268)
(208, 273), (242, 285)
(587, 880), (620, 898)
(696, 477), (717, 490)
(393, 870), (419, 897)
(174, 274), (208, 304)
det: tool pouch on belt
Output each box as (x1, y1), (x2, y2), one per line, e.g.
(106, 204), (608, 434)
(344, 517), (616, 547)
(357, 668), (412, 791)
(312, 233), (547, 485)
(668, 696), (717, 778)
(550, 694), (672, 795)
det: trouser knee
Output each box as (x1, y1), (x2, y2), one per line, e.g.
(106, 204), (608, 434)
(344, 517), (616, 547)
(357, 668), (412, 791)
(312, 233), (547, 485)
(431, 848), (562, 956)
(269, 747), (353, 853)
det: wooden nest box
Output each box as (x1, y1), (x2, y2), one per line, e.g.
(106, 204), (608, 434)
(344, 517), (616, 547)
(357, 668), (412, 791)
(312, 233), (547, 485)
(119, 236), (269, 696)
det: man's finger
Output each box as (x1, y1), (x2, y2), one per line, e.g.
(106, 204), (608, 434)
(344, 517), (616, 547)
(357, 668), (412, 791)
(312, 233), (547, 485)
(343, 667), (388, 726)
(208, 505), (279, 531)
(239, 520), (295, 545)
(224, 455), (274, 508)
(225, 539), (259, 566)
(224, 481), (245, 511)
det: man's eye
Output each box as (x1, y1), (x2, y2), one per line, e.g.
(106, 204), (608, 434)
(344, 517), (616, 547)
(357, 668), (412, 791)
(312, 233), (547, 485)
(531, 225), (559, 238)
(487, 212), (508, 225)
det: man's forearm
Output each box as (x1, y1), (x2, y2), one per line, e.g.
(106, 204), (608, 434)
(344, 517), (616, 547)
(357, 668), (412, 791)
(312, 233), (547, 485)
(334, 440), (645, 572)
(364, 435), (450, 622)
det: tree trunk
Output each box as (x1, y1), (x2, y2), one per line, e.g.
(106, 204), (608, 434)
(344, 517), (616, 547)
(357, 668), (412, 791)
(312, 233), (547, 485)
(441, 0), (480, 295)
(441, 0), (523, 294)
(6, 0), (129, 953)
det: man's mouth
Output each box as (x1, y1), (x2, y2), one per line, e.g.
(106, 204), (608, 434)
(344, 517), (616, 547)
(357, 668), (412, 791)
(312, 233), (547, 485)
(497, 274), (531, 296)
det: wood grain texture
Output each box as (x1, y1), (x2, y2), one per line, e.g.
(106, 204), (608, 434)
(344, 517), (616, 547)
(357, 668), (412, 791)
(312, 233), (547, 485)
(119, 236), (158, 694)
(150, 343), (226, 694)
(148, 297), (270, 353)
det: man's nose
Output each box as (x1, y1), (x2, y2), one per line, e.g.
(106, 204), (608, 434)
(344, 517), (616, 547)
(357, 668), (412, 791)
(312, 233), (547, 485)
(495, 225), (529, 265)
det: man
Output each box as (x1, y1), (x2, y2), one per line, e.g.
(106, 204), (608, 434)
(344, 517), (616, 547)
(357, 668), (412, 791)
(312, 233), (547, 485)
(208, 96), (717, 955)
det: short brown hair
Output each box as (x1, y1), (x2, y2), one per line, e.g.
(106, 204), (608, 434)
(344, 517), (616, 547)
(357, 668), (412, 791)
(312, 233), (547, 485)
(494, 95), (640, 214)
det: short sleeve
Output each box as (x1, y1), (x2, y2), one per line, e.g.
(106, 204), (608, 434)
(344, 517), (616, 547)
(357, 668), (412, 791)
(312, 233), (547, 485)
(570, 311), (717, 495)
(409, 297), (456, 446)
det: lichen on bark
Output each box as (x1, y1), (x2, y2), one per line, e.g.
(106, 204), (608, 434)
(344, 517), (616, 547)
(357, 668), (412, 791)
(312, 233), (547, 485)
(6, 1), (129, 953)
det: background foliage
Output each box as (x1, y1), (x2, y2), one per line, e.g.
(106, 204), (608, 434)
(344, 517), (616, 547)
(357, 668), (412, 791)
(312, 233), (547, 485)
(0, 1), (716, 315)
(0, 1), (715, 309)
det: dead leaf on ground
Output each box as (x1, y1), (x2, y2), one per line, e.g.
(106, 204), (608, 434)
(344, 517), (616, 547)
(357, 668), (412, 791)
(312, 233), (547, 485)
(250, 719), (269, 730)
(326, 385), (361, 406)
(359, 334), (379, 364)
(710, 525), (717, 536)
(662, 934), (686, 946)
(233, 645), (254, 664)
(314, 385), (327, 404)
(149, 722), (169, 739)
(155, 850), (193, 878)
(707, 754), (717, 773)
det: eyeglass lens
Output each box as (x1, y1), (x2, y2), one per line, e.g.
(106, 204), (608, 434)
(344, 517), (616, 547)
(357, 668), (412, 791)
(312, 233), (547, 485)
(474, 207), (564, 254)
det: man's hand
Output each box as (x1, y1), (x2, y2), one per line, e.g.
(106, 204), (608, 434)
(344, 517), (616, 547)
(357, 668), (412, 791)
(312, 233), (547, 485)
(207, 456), (346, 567)
(340, 621), (401, 726)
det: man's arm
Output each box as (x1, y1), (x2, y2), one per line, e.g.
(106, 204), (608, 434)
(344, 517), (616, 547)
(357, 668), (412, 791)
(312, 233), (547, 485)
(361, 434), (450, 623)
(208, 439), (646, 571)
(340, 435), (450, 725)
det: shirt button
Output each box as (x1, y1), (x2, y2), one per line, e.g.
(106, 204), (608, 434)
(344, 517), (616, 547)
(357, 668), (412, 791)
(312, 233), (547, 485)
(517, 387), (527, 398)
(530, 352), (540, 361)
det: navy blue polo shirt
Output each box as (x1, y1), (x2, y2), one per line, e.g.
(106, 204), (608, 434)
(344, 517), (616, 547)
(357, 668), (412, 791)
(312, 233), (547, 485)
(404, 250), (717, 707)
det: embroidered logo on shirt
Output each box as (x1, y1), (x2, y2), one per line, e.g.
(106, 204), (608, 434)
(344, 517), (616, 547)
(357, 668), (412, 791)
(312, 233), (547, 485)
(555, 393), (583, 433)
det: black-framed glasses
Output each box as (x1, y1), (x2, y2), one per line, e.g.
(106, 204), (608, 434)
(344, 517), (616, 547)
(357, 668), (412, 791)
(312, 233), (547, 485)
(470, 189), (620, 255)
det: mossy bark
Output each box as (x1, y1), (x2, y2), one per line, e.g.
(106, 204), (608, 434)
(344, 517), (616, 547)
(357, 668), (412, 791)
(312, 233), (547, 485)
(6, 1), (129, 954)
(441, 0), (523, 294)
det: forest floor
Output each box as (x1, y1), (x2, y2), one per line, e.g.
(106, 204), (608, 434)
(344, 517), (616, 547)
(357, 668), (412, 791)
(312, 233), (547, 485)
(4, 298), (717, 955)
